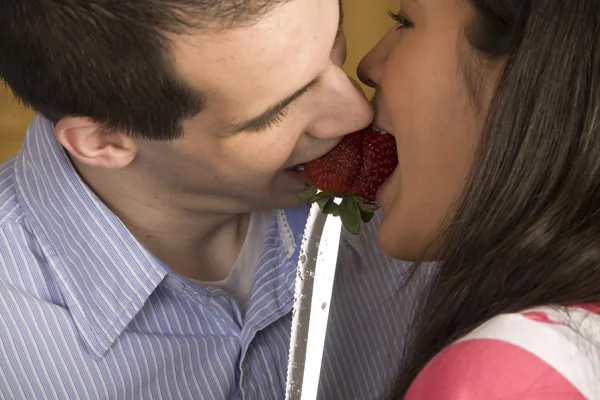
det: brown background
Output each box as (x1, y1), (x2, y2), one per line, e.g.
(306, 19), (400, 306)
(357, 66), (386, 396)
(0, 0), (394, 161)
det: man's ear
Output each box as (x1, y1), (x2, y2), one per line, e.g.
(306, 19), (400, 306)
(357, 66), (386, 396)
(54, 116), (137, 169)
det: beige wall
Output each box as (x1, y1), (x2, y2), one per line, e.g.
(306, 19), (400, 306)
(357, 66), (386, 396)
(0, 0), (394, 161)
(342, 0), (395, 96)
(0, 88), (33, 161)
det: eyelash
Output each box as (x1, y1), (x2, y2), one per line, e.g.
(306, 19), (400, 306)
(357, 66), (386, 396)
(255, 106), (290, 133)
(387, 10), (413, 30)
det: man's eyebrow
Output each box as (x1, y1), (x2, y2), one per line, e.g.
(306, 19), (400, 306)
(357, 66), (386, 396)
(230, 0), (343, 133)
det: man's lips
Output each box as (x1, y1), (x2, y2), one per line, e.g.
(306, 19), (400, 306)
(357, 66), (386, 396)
(284, 165), (309, 185)
(287, 164), (305, 172)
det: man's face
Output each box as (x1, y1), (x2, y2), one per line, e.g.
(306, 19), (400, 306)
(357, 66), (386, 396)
(133, 0), (373, 213)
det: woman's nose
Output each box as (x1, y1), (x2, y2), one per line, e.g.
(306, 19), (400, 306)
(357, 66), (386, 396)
(357, 30), (396, 88)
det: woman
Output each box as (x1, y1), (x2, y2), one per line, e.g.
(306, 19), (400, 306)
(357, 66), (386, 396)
(357, 0), (600, 398)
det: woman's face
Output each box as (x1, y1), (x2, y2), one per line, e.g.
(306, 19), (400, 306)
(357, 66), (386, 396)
(358, 0), (500, 260)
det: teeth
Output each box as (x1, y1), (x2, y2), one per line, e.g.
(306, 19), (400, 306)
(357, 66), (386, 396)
(295, 165), (305, 172)
(372, 125), (389, 134)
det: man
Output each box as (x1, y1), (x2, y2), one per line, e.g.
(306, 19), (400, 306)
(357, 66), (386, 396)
(0, 0), (411, 398)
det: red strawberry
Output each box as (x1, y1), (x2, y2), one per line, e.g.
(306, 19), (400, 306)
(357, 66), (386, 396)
(304, 131), (364, 193)
(351, 130), (399, 199)
(297, 126), (398, 234)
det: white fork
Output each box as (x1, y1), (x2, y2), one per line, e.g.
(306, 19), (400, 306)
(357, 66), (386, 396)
(285, 202), (342, 400)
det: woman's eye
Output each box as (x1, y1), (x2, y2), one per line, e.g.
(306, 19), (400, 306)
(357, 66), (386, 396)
(387, 10), (414, 30)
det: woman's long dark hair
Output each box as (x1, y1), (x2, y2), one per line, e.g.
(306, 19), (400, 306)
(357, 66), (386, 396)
(390, 0), (600, 397)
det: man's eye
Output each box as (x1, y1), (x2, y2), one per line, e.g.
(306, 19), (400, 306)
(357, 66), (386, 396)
(255, 107), (289, 133)
(387, 10), (414, 30)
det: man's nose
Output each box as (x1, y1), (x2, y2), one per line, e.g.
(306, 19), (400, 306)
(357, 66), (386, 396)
(307, 72), (374, 140)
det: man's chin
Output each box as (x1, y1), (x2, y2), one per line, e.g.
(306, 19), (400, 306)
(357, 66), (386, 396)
(243, 171), (311, 211)
(268, 193), (307, 210)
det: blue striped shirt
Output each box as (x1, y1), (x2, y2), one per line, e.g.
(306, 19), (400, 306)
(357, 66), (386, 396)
(0, 115), (418, 399)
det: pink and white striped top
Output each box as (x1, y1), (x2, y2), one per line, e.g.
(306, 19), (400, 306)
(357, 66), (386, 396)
(407, 304), (600, 399)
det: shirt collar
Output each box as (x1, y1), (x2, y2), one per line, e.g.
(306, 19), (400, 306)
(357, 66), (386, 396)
(13, 115), (168, 358)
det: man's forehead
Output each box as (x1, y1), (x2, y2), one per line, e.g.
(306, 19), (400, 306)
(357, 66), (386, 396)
(170, 0), (339, 112)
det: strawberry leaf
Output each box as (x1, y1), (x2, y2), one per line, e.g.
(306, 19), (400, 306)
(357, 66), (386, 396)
(360, 209), (375, 223)
(311, 192), (332, 211)
(339, 196), (361, 234)
(317, 197), (330, 212)
(297, 185), (318, 202)
(357, 201), (380, 213)
(323, 199), (340, 216)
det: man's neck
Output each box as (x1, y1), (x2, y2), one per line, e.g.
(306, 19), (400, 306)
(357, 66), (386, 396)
(75, 162), (251, 281)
